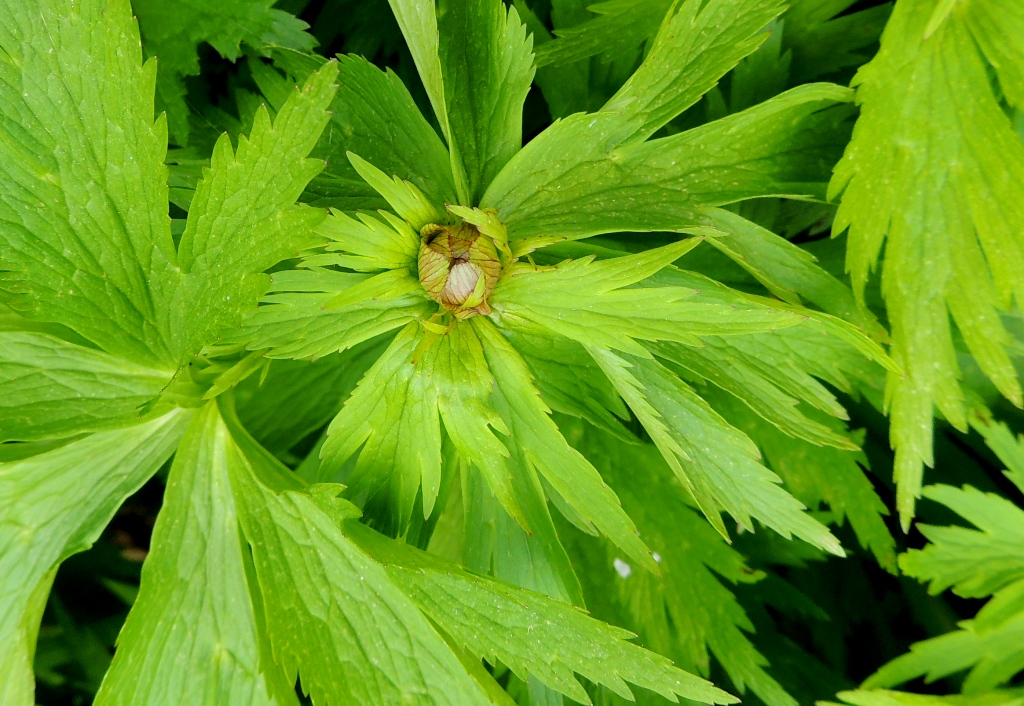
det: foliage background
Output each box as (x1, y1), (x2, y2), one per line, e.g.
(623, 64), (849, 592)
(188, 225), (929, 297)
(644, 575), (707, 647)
(3, 0), (1022, 705)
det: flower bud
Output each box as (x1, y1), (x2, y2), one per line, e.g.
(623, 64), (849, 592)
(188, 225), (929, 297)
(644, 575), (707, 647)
(418, 222), (501, 319)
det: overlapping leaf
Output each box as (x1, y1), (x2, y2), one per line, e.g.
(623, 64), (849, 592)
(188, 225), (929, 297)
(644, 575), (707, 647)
(95, 403), (293, 706)
(0, 413), (188, 706)
(829, 0), (1024, 526)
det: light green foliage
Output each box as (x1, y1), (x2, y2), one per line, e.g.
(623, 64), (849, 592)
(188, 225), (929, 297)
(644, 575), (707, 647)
(476, 317), (657, 572)
(95, 403), (290, 706)
(491, 240), (805, 356)
(6, 0), (999, 702)
(485, 83), (852, 241)
(565, 426), (797, 706)
(592, 347), (842, 555)
(171, 64), (339, 361)
(132, 0), (316, 145)
(710, 393), (896, 572)
(830, 0), (1024, 527)
(0, 333), (170, 442)
(348, 521), (736, 705)
(0, 0), (179, 367)
(0, 412), (189, 705)
(862, 427), (1024, 694)
(227, 437), (493, 705)
(834, 690), (1024, 706)
(238, 269), (433, 359)
(438, 0), (535, 203)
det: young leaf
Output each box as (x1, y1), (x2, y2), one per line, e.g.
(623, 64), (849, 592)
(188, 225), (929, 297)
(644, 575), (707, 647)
(0, 412), (189, 706)
(829, 0), (1024, 527)
(0, 332), (170, 442)
(345, 520), (738, 706)
(491, 241), (805, 357)
(95, 403), (294, 706)
(699, 208), (886, 340)
(226, 444), (491, 704)
(437, 0), (536, 203)
(346, 152), (446, 229)
(320, 323), (442, 528)
(239, 269), (433, 360)
(590, 347), (843, 555)
(317, 209), (420, 273)
(709, 392), (897, 572)
(0, 0), (179, 367)
(474, 317), (658, 573)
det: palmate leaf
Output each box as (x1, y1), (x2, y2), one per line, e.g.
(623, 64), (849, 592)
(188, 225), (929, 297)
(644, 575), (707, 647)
(783, 0), (892, 83)
(484, 83), (852, 242)
(709, 392), (897, 571)
(0, 0), (339, 370)
(225, 430), (493, 704)
(591, 347), (843, 555)
(238, 269), (433, 360)
(132, 0), (316, 145)
(829, 0), (1024, 527)
(699, 208), (886, 340)
(0, 412), (189, 706)
(0, 0), (181, 368)
(490, 240), (805, 357)
(863, 483), (1024, 693)
(169, 63), (339, 362)
(0, 332), (170, 442)
(95, 403), (295, 706)
(346, 520), (737, 706)
(475, 316), (658, 573)
(565, 424), (798, 706)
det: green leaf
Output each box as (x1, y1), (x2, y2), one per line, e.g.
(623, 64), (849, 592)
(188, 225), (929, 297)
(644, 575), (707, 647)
(0, 412), (189, 706)
(346, 520), (738, 705)
(603, 0), (785, 141)
(699, 208), (886, 340)
(259, 51), (460, 211)
(835, 690), (1024, 706)
(235, 337), (388, 455)
(172, 63), (339, 361)
(347, 152), (446, 229)
(0, 0), (179, 367)
(474, 317), (658, 573)
(316, 210), (420, 274)
(590, 347), (843, 555)
(864, 483), (1024, 692)
(226, 443), (491, 704)
(95, 403), (295, 706)
(239, 269), (433, 360)
(491, 240), (805, 357)
(829, 0), (1024, 527)
(969, 408), (1024, 495)
(437, 0), (535, 203)
(709, 392), (897, 572)
(133, 0), (316, 145)
(484, 83), (852, 241)
(565, 425), (798, 706)
(0, 332), (170, 442)
(320, 323), (442, 529)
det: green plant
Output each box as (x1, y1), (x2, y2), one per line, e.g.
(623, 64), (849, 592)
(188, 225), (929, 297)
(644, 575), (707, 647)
(2, 0), (1024, 705)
